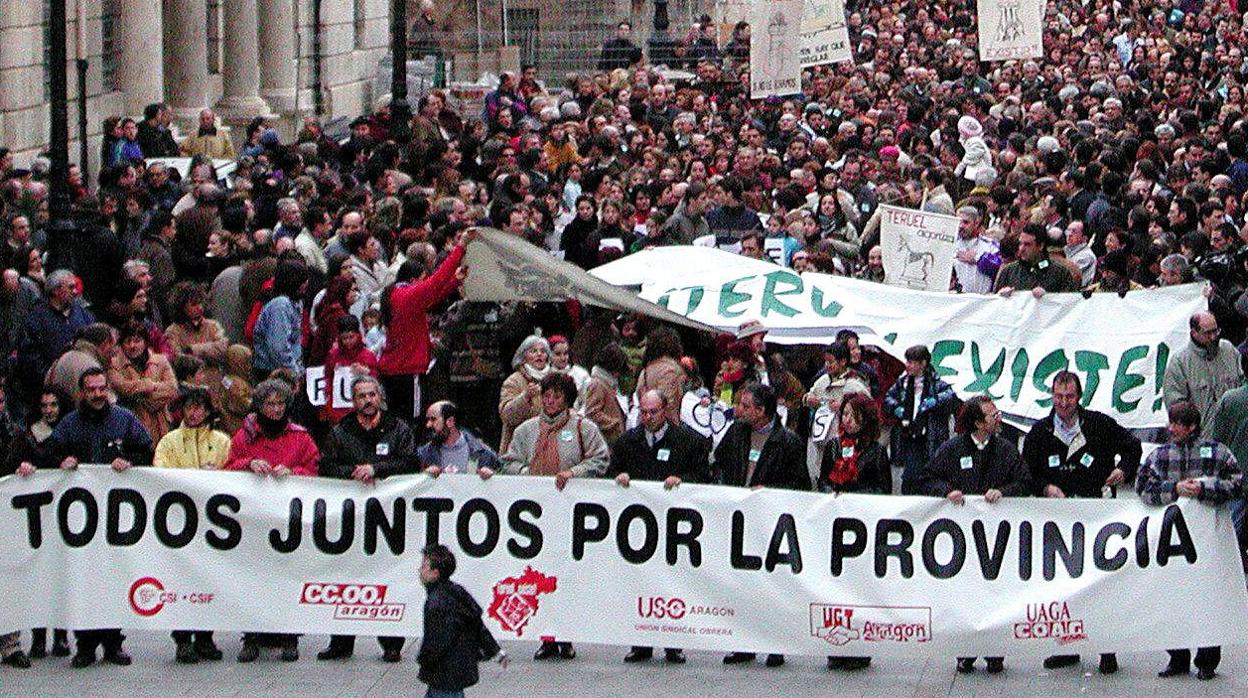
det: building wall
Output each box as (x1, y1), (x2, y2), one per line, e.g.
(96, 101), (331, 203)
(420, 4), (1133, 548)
(0, 0), (392, 169)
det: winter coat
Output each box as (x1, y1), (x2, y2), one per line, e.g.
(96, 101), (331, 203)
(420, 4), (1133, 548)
(378, 244), (465, 377)
(223, 414), (319, 476)
(108, 352), (180, 443)
(918, 433), (1031, 497)
(1023, 408), (1142, 498)
(607, 423), (710, 483)
(153, 425), (232, 469)
(499, 412), (609, 478)
(44, 405), (154, 467)
(581, 367), (626, 445)
(417, 579), (502, 691)
(320, 411), (421, 479)
(713, 416), (810, 490)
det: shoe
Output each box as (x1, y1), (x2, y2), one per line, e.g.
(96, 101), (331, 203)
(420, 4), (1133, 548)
(533, 642), (560, 661)
(1098, 654), (1118, 675)
(71, 651), (96, 668)
(723, 652), (756, 665)
(842, 657), (871, 671)
(1197, 668), (1217, 681)
(28, 644), (46, 660)
(1157, 664), (1188, 678)
(1043, 655), (1079, 669)
(195, 642), (223, 661)
(827, 656), (845, 670)
(29, 629), (46, 659)
(623, 648), (653, 663)
(985, 658), (1004, 674)
(316, 644), (352, 661)
(2, 651), (31, 669)
(237, 641), (259, 663)
(51, 634), (71, 658)
(765, 653), (785, 667)
(558, 643), (576, 660)
(956, 658), (976, 673)
(382, 648), (401, 663)
(281, 642), (299, 662)
(175, 642), (199, 664)
(664, 649), (686, 664)
(103, 649), (132, 666)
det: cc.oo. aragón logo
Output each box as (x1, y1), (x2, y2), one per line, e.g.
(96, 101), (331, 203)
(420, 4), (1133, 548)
(299, 582), (406, 621)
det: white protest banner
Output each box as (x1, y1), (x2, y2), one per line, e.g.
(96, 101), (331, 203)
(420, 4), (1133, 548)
(977, 0), (1044, 61)
(750, 0), (804, 99)
(879, 205), (959, 292)
(592, 247), (1207, 429)
(679, 392), (734, 446)
(3, 468), (1246, 658)
(304, 366), (354, 409)
(801, 0), (852, 67)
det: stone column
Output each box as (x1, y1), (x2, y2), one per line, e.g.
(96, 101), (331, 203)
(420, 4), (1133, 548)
(258, 0), (297, 113)
(216, 0), (270, 117)
(118, 0), (165, 114)
(162, 0), (209, 121)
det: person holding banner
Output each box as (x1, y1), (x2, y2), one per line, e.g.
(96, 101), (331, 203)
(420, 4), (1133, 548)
(610, 389), (711, 665)
(886, 345), (957, 495)
(952, 206), (1000, 294)
(153, 386), (229, 663)
(1138, 401), (1243, 681)
(919, 395), (1030, 675)
(420, 401), (500, 477)
(318, 375), (419, 662)
(45, 367), (154, 668)
(994, 225), (1079, 297)
(804, 341), (870, 486)
(715, 382), (809, 668)
(500, 372), (608, 661)
(224, 378), (319, 663)
(1023, 370), (1141, 674)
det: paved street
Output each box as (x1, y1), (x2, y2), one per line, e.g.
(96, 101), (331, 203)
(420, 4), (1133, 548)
(2, 631), (1246, 696)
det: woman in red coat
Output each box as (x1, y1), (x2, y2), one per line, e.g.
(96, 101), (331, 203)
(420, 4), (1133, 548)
(320, 315), (379, 425)
(223, 378), (318, 662)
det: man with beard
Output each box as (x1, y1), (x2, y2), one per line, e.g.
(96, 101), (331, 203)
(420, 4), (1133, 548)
(45, 367), (154, 668)
(1023, 371), (1141, 674)
(317, 376), (420, 662)
(1163, 311), (1243, 429)
(419, 400), (500, 477)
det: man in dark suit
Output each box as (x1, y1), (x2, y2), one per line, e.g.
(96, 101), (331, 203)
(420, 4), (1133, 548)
(714, 383), (809, 667)
(610, 390), (711, 665)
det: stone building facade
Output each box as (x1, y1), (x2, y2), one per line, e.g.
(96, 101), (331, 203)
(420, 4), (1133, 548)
(0, 0), (393, 170)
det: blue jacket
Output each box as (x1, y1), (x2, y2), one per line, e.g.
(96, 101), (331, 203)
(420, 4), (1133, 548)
(417, 429), (499, 473)
(252, 296), (303, 373)
(18, 301), (96, 377)
(45, 405), (154, 466)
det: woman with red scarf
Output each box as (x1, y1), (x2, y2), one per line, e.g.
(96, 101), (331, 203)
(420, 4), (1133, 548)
(818, 393), (890, 672)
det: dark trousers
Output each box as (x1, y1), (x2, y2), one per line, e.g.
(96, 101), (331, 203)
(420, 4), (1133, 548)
(327, 634), (404, 653)
(243, 632), (297, 647)
(75, 629), (124, 654)
(171, 631), (215, 645)
(629, 645), (681, 654)
(381, 374), (419, 423)
(1168, 646), (1221, 671)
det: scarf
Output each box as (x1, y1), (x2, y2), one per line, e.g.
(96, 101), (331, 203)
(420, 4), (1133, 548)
(198, 126), (218, 137)
(531, 411), (572, 476)
(522, 363), (551, 382)
(826, 435), (862, 487)
(257, 414), (289, 438)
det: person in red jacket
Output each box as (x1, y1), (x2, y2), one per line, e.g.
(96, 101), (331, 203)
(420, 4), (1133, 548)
(223, 378), (319, 662)
(378, 227), (474, 421)
(321, 315), (379, 425)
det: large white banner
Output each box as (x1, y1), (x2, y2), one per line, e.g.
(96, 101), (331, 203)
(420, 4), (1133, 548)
(977, 0), (1044, 61)
(750, 0), (804, 99)
(879, 205), (959, 292)
(801, 0), (852, 67)
(592, 247), (1207, 429)
(2, 468), (1245, 658)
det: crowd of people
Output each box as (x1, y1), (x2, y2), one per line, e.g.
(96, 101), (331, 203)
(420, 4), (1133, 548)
(2, 0), (1248, 689)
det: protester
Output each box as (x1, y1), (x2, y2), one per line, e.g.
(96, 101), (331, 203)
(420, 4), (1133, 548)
(885, 345), (957, 494)
(416, 544), (508, 695)
(318, 376), (419, 662)
(1163, 311), (1244, 428)
(419, 400), (499, 477)
(498, 335), (551, 453)
(1138, 401), (1242, 681)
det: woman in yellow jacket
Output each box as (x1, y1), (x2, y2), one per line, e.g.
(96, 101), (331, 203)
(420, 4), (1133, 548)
(153, 386), (230, 663)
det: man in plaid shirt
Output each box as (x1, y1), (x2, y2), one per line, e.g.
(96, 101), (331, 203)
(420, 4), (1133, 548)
(1137, 401), (1243, 681)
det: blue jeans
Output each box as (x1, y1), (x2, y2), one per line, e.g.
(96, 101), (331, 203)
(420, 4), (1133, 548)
(425, 690), (465, 698)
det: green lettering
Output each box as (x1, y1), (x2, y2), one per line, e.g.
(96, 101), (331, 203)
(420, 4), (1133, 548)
(1031, 350), (1069, 408)
(718, 276), (754, 318)
(809, 287), (842, 317)
(930, 340), (965, 380)
(1111, 345), (1150, 413)
(964, 341), (1005, 399)
(1074, 351), (1110, 406)
(760, 271), (803, 318)
(1153, 342), (1170, 411)
(658, 286), (706, 314)
(1009, 349), (1029, 402)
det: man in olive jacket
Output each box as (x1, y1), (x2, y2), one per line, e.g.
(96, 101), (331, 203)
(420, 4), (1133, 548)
(317, 376), (420, 662)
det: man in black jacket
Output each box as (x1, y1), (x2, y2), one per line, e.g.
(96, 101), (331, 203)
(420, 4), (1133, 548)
(610, 390), (711, 665)
(1023, 370), (1140, 675)
(317, 376), (420, 662)
(715, 383), (808, 668)
(418, 544), (507, 695)
(921, 395), (1030, 676)
(597, 21), (643, 71)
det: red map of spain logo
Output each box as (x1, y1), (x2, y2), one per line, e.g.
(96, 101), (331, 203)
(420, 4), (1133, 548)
(487, 566), (558, 636)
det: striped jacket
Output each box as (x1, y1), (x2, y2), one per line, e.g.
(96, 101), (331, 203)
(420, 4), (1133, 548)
(1136, 438), (1242, 505)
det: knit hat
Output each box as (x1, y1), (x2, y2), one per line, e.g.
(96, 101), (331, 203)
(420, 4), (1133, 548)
(957, 115), (983, 140)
